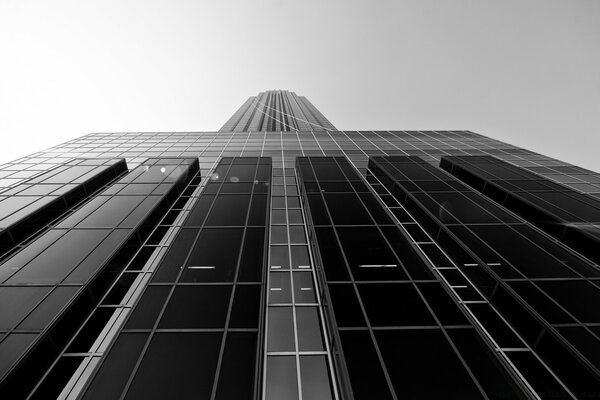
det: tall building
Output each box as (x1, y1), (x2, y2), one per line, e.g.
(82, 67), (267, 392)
(219, 90), (336, 132)
(1, 90), (600, 399)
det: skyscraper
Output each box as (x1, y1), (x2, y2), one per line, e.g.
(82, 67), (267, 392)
(220, 90), (336, 132)
(1, 90), (600, 399)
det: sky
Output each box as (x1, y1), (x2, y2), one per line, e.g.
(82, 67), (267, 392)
(1, 0), (599, 170)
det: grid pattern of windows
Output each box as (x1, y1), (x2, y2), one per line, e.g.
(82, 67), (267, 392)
(264, 151), (337, 400)
(79, 157), (271, 400)
(298, 156), (530, 399)
(0, 158), (197, 398)
(220, 91), (336, 132)
(0, 158), (127, 260)
(370, 156), (600, 398)
(1, 121), (600, 398)
(441, 155), (600, 264)
(3, 130), (599, 199)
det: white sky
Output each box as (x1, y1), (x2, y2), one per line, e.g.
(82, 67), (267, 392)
(1, 0), (599, 170)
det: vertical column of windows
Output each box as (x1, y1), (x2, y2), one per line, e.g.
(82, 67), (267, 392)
(441, 155), (600, 264)
(219, 97), (254, 132)
(370, 155), (600, 398)
(78, 157), (270, 400)
(298, 156), (529, 399)
(0, 158), (198, 399)
(263, 141), (337, 400)
(0, 158), (127, 260)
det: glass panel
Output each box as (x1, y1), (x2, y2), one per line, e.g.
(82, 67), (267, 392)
(327, 284), (366, 327)
(183, 228), (243, 282)
(265, 356), (299, 400)
(18, 286), (79, 330)
(269, 271), (292, 304)
(158, 286), (231, 329)
(205, 194), (250, 226)
(0, 286), (52, 329)
(417, 282), (468, 325)
(0, 333), (37, 380)
(314, 228), (349, 281)
(267, 307), (295, 352)
(323, 193), (372, 225)
(7, 229), (111, 284)
(296, 307), (324, 351)
(271, 226), (288, 244)
(237, 228), (265, 282)
(300, 356), (333, 400)
(293, 271), (316, 303)
(125, 286), (171, 329)
(288, 226), (306, 244)
(229, 285), (261, 329)
(340, 330), (394, 400)
(337, 227), (408, 281)
(214, 332), (258, 400)
(290, 246), (310, 269)
(358, 283), (435, 327)
(375, 329), (481, 398)
(270, 246), (290, 269)
(124, 332), (222, 400)
(152, 228), (198, 283)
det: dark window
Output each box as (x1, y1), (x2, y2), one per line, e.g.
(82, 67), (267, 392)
(125, 286), (171, 329)
(469, 225), (577, 279)
(506, 352), (571, 398)
(247, 194), (268, 225)
(0, 333), (37, 380)
(183, 228), (244, 282)
(340, 330), (394, 400)
(358, 283), (435, 327)
(537, 280), (600, 323)
(0, 286), (52, 330)
(375, 329), (481, 398)
(417, 282), (468, 325)
(306, 195), (330, 225)
(7, 229), (111, 284)
(18, 286), (79, 330)
(83, 333), (149, 400)
(124, 332), (222, 400)
(226, 165), (256, 182)
(205, 195), (250, 226)
(466, 303), (524, 348)
(214, 332), (258, 400)
(78, 196), (143, 228)
(152, 229), (198, 283)
(313, 228), (349, 281)
(447, 329), (526, 399)
(323, 193), (372, 225)
(229, 285), (261, 329)
(313, 164), (346, 181)
(337, 227), (407, 281)
(327, 284), (366, 327)
(237, 228), (266, 282)
(158, 286), (231, 329)
(185, 196), (214, 227)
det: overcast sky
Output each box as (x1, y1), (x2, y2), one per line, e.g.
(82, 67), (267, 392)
(1, 0), (599, 171)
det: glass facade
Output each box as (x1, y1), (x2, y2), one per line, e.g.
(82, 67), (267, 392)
(1, 91), (600, 398)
